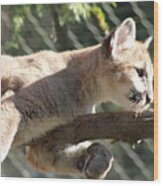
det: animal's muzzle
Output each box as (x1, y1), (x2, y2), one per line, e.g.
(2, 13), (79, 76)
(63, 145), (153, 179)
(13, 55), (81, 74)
(129, 89), (152, 104)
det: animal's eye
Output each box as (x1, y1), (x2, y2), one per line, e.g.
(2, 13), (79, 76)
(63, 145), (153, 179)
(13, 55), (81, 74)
(135, 68), (145, 77)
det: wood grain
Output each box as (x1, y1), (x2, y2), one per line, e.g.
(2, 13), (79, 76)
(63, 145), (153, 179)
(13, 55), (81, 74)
(30, 111), (154, 147)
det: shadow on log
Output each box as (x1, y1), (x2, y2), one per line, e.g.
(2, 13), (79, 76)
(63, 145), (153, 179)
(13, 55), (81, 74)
(30, 110), (154, 146)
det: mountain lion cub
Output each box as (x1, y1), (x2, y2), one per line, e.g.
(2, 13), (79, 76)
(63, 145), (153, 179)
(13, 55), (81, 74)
(1, 18), (153, 179)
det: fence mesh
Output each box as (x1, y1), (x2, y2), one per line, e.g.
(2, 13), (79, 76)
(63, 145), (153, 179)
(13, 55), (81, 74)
(1, 1), (154, 180)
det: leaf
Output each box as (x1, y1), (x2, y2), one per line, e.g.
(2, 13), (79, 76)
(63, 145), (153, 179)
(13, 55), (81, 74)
(91, 5), (109, 32)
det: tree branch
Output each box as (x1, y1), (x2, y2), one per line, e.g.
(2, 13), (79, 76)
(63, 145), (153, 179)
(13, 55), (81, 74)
(31, 110), (154, 146)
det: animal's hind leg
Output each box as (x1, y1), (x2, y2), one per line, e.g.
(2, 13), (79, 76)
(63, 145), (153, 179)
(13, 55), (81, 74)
(1, 95), (21, 162)
(26, 140), (114, 179)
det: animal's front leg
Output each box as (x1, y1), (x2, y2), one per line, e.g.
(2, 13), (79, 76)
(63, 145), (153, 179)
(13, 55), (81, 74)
(26, 140), (113, 179)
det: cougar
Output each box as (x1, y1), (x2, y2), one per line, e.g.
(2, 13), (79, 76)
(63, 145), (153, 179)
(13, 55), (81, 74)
(1, 18), (153, 179)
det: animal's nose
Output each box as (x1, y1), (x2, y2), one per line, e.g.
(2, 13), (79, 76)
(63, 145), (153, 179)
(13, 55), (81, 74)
(134, 92), (143, 102)
(131, 91), (143, 103)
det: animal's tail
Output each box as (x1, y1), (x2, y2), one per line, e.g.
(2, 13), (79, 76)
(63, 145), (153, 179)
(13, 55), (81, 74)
(1, 76), (24, 96)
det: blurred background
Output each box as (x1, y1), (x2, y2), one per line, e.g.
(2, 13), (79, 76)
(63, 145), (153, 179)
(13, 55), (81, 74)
(1, 1), (154, 180)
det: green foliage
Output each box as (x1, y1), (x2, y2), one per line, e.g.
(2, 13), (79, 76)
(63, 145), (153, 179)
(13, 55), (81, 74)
(3, 5), (29, 51)
(36, 4), (44, 17)
(91, 5), (109, 32)
(56, 3), (91, 25)
(55, 3), (113, 32)
(111, 2), (118, 8)
(68, 3), (92, 22)
(3, 3), (114, 52)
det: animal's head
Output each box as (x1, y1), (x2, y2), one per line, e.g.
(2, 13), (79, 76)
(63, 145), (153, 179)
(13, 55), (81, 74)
(100, 18), (153, 112)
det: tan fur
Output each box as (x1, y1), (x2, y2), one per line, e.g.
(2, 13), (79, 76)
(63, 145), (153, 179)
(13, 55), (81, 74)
(1, 18), (153, 178)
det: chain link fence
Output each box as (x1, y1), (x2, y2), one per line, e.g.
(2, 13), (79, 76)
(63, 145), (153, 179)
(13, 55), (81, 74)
(1, 1), (154, 180)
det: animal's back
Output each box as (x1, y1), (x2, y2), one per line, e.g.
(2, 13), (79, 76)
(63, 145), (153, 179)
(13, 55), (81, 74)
(1, 51), (67, 93)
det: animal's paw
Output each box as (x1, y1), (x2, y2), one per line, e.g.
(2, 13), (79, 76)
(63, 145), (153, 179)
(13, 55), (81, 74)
(77, 143), (114, 179)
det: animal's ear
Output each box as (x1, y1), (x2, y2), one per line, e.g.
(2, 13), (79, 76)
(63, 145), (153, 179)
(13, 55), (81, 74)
(144, 36), (153, 49)
(108, 18), (136, 58)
